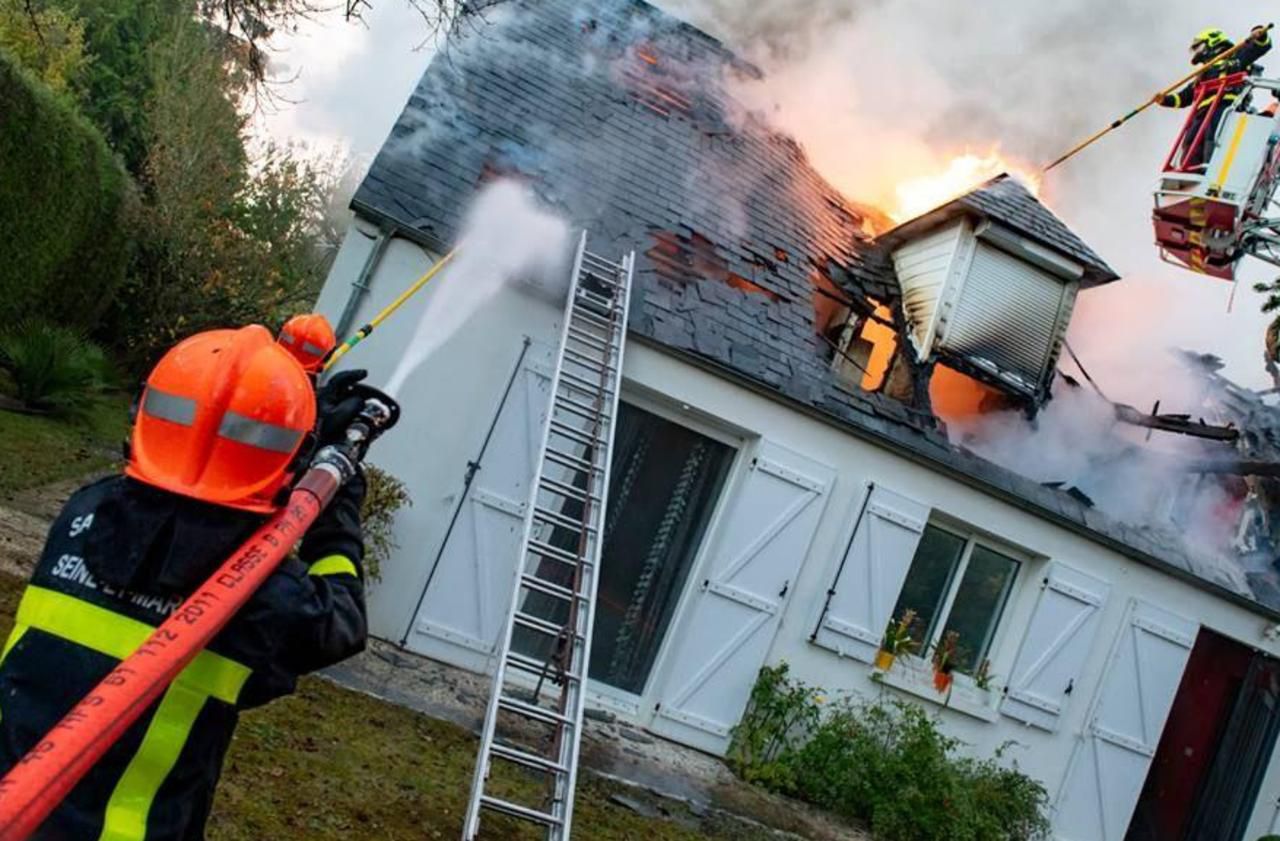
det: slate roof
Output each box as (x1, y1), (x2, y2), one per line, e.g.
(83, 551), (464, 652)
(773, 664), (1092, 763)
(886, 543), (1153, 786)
(880, 174), (1119, 287)
(349, 0), (1278, 618)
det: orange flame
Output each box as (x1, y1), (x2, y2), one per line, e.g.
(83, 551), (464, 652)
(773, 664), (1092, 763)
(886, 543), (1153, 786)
(889, 151), (1042, 223)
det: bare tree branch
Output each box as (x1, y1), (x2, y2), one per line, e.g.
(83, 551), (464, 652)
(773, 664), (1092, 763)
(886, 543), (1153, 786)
(23, 0), (45, 46)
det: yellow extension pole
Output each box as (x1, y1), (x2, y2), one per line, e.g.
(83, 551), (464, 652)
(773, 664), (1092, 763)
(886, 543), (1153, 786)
(322, 247), (460, 373)
(1043, 24), (1274, 172)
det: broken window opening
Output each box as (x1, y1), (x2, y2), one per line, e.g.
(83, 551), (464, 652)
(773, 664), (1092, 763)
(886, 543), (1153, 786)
(827, 293), (898, 393)
(929, 363), (1018, 423)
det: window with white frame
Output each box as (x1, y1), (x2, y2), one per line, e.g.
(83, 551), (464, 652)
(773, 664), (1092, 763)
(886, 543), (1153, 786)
(890, 524), (1020, 675)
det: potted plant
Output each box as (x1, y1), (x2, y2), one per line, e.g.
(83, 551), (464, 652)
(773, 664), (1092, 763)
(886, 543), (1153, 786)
(931, 630), (959, 693)
(973, 658), (994, 693)
(876, 609), (917, 671)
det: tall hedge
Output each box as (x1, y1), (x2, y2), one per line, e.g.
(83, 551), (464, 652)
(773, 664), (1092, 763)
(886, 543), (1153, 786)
(0, 47), (131, 332)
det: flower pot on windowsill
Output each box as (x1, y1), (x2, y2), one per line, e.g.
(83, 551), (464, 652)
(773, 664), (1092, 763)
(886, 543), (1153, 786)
(875, 649), (897, 671)
(932, 668), (953, 693)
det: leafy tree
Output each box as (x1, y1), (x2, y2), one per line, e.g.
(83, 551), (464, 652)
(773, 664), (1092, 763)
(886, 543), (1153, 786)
(102, 9), (337, 371)
(0, 0), (87, 94)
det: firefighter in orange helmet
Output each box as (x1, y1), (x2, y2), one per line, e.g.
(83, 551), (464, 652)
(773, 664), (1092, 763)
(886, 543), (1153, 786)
(277, 312), (337, 374)
(0, 325), (395, 840)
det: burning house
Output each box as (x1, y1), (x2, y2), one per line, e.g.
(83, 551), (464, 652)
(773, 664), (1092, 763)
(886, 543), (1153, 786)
(313, 0), (1280, 838)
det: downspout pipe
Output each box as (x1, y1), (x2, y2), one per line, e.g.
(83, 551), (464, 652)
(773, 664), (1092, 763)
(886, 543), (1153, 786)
(335, 223), (393, 339)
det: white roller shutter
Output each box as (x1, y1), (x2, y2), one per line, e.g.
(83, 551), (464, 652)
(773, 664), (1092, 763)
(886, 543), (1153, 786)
(1053, 600), (1197, 841)
(650, 440), (835, 755)
(811, 484), (928, 664)
(940, 241), (1074, 390)
(1000, 563), (1110, 732)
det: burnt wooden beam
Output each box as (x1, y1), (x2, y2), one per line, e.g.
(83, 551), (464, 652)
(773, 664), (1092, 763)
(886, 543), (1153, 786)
(1113, 403), (1240, 442)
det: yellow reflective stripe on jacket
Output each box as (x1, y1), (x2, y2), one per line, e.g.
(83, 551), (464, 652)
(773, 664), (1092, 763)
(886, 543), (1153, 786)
(307, 555), (358, 577)
(1197, 92), (1239, 108)
(0, 625), (28, 664)
(15, 586), (250, 704)
(98, 684), (206, 841)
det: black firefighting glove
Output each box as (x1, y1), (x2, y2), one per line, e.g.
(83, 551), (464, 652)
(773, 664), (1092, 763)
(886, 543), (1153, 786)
(317, 369), (371, 447)
(317, 369), (401, 457)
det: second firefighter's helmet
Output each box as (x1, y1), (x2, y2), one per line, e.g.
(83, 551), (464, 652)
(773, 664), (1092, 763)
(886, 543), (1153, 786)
(277, 313), (336, 374)
(126, 325), (317, 513)
(1191, 28), (1232, 64)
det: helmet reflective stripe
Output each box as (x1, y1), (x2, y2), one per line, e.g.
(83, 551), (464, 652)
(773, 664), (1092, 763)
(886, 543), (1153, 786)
(141, 390), (196, 426)
(301, 341), (327, 357)
(217, 412), (304, 454)
(279, 333), (298, 346)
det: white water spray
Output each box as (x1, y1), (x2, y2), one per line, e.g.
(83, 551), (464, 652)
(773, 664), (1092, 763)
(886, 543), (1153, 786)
(384, 180), (571, 394)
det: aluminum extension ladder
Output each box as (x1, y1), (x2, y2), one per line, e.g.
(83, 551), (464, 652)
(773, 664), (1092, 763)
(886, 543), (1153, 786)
(462, 233), (634, 840)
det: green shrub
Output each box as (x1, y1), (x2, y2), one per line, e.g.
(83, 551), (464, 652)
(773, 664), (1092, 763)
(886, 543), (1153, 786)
(0, 47), (132, 333)
(361, 465), (412, 583)
(0, 321), (108, 414)
(729, 664), (1050, 841)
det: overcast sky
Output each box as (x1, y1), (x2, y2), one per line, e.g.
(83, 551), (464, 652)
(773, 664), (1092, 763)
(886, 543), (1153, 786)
(253, 3), (1280, 397)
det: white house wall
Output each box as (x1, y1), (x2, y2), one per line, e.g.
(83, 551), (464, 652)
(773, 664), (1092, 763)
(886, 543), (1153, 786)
(315, 221), (1280, 836)
(621, 343), (1280, 839)
(315, 223), (566, 644)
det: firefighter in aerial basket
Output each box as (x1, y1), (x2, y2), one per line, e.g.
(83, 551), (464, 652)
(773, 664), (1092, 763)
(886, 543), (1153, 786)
(1157, 25), (1272, 170)
(0, 325), (397, 840)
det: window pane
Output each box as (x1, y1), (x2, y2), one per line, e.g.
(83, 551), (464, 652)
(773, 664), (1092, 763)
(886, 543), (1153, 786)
(587, 405), (734, 693)
(940, 545), (1018, 674)
(513, 405), (733, 695)
(890, 526), (967, 649)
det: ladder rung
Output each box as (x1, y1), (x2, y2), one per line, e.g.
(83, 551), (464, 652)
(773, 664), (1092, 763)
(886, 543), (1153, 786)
(563, 346), (615, 372)
(544, 448), (603, 476)
(576, 290), (619, 312)
(527, 538), (589, 567)
(504, 649), (583, 682)
(498, 693), (576, 727)
(513, 609), (578, 639)
(582, 251), (623, 272)
(554, 395), (606, 424)
(549, 419), (605, 448)
(488, 741), (569, 775)
(538, 475), (598, 504)
(560, 369), (613, 394)
(532, 504), (595, 533)
(570, 305), (618, 330)
(566, 325), (611, 351)
(520, 572), (580, 602)
(479, 795), (562, 827)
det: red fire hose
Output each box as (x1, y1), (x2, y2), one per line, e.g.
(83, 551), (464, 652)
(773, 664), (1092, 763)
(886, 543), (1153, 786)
(0, 394), (393, 840)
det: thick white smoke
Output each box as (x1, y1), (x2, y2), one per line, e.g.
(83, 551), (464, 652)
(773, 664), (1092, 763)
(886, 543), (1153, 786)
(384, 179), (571, 394)
(651, 0), (1278, 566)
(659, 0), (1275, 387)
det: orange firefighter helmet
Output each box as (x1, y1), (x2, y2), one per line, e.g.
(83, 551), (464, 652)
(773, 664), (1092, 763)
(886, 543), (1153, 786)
(126, 325), (317, 513)
(277, 313), (336, 373)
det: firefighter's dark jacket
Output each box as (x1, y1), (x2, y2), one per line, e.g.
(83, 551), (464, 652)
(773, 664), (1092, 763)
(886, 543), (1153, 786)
(0, 472), (368, 840)
(1161, 32), (1274, 108)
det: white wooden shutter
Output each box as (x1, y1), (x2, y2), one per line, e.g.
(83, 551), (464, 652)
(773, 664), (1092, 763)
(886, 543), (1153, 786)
(1053, 600), (1197, 841)
(650, 440), (835, 755)
(811, 485), (928, 663)
(406, 353), (552, 672)
(1000, 562), (1110, 732)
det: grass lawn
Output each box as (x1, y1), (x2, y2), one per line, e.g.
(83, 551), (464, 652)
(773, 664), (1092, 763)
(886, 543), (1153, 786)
(0, 572), (780, 840)
(0, 393), (130, 496)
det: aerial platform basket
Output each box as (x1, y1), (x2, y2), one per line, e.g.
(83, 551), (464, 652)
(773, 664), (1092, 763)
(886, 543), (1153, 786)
(1153, 72), (1280, 280)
